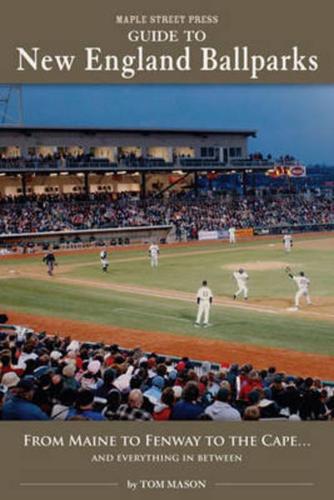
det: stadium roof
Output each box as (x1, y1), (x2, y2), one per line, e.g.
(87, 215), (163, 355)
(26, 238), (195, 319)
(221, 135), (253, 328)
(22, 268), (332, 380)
(0, 125), (257, 137)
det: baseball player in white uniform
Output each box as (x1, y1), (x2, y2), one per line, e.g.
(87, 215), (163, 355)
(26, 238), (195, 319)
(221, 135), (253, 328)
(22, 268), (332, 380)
(228, 227), (236, 244)
(100, 247), (109, 272)
(195, 280), (213, 327)
(233, 268), (249, 300)
(283, 234), (293, 252)
(149, 243), (160, 268)
(286, 268), (312, 309)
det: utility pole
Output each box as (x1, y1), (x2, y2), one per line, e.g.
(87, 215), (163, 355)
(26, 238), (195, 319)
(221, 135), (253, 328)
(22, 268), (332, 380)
(0, 85), (24, 125)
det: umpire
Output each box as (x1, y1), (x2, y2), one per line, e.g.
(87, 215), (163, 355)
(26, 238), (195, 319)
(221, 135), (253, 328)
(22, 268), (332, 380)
(43, 250), (57, 276)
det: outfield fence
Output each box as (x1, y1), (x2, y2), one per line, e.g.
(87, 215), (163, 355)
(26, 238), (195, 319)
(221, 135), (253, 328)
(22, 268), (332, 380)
(0, 223), (333, 252)
(0, 225), (173, 251)
(254, 223), (334, 235)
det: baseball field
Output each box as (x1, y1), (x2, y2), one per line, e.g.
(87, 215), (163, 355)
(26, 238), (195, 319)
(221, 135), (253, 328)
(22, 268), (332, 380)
(0, 233), (334, 379)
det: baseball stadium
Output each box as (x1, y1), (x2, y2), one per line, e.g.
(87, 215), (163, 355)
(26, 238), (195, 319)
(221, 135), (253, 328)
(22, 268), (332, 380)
(0, 88), (333, 421)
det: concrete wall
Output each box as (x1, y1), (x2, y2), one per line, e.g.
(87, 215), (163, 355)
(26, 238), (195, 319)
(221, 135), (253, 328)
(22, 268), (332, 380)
(0, 225), (172, 248)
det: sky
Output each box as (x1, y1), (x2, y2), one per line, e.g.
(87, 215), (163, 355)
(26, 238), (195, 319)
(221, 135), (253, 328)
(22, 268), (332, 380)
(5, 85), (334, 164)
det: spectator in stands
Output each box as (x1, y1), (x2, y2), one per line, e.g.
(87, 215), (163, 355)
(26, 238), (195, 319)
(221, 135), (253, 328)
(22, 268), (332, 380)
(2, 378), (49, 420)
(243, 405), (261, 420)
(103, 390), (122, 420)
(95, 368), (118, 399)
(257, 388), (281, 419)
(204, 387), (241, 421)
(0, 384), (7, 419)
(116, 389), (152, 421)
(153, 387), (175, 421)
(62, 364), (80, 391)
(171, 381), (204, 420)
(51, 388), (77, 420)
(67, 389), (106, 421)
(1, 371), (20, 394)
(239, 370), (263, 401)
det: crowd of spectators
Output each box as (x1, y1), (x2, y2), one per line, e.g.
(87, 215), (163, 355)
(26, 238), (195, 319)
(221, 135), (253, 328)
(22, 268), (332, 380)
(0, 326), (333, 421)
(165, 191), (334, 238)
(0, 152), (156, 169)
(0, 191), (332, 236)
(247, 153), (295, 163)
(0, 152), (97, 170)
(0, 151), (297, 170)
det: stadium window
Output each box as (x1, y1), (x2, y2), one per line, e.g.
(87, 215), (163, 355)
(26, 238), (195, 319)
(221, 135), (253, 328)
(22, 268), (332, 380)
(28, 147), (36, 156)
(229, 147), (242, 158)
(200, 147), (216, 158)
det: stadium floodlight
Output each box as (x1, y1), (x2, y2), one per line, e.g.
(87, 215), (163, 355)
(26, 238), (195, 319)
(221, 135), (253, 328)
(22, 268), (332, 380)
(0, 85), (24, 126)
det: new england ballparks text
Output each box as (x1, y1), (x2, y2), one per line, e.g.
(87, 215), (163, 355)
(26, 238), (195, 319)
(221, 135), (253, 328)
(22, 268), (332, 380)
(16, 46), (318, 80)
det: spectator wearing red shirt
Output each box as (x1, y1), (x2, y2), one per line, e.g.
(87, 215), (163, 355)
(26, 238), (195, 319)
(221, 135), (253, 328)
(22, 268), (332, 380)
(153, 387), (175, 421)
(239, 370), (264, 401)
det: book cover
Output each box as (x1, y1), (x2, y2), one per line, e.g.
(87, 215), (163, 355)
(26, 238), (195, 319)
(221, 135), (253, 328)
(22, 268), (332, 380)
(0, 1), (333, 499)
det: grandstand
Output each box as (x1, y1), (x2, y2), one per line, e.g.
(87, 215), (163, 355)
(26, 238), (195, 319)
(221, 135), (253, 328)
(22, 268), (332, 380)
(0, 125), (332, 251)
(1, 323), (333, 421)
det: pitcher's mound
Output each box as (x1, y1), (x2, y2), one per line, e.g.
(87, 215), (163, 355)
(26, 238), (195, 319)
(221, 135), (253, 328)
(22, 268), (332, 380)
(223, 261), (299, 272)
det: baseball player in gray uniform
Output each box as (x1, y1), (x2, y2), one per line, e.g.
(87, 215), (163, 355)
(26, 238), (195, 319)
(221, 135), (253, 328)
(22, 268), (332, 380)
(100, 247), (110, 272)
(283, 234), (293, 252)
(228, 227), (236, 244)
(286, 267), (312, 309)
(233, 268), (249, 300)
(148, 243), (160, 268)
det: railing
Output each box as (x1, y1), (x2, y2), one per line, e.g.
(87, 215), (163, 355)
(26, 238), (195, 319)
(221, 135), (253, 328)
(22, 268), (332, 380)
(0, 157), (282, 172)
(118, 158), (173, 167)
(179, 158), (224, 167)
(0, 159), (119, 171)
(254, 223), (334, 235)
(231, 159), (275, 167)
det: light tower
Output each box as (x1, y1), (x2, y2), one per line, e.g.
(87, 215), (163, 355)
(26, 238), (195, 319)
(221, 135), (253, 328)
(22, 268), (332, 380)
(0, 85), (24, 126)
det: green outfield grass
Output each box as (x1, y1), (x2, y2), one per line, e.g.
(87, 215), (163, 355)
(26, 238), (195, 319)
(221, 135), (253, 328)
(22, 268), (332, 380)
(0, 236), (333, 355)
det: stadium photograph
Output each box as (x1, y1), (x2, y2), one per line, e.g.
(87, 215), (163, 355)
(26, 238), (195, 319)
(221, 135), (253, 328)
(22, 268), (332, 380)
(0, 84), (333, 422)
